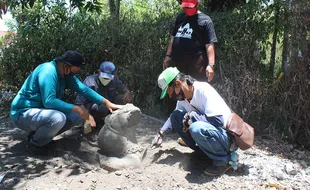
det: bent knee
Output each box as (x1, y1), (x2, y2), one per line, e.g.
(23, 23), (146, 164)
(51, 111), (67, 128)
(170, 109), (184, 119)
(189, 121), (206, 135)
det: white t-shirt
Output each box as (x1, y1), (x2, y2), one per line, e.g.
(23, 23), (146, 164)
(160, 81), (232, 132)
(177, 81), (231, 126)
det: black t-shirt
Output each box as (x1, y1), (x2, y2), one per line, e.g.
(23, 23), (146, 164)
(171, 12), (217, 61)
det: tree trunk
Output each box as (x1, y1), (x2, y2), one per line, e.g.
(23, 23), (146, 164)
(269, 2), (280, 77)
(108, 0), (121, 60)
(281, 1), (290, 75)
(109, 0), (120, 22)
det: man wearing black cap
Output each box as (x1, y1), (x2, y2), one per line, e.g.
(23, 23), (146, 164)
(10, 50), (122, 155)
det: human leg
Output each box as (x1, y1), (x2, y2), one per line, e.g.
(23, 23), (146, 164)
(189, 121), (231, 166)
(86, 102), (110, 125)
(175, 55), (207, 81)
(14, 108), (66, 146)
(187, 55), (207, 81)
(58, 112), (84, 135)
(170, 110), (201, 152)
(189, 121), (232, 175)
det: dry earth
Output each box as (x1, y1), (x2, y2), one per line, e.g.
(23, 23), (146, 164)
(0, 112), (310, 190)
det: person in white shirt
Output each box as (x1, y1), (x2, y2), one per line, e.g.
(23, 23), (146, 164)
(152, 67), (233, 176)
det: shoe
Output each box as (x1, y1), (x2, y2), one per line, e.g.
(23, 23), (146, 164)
(27, 131), (35, 141)
(177, 138), (188, 147)
(25, 141), (56, 156)
(204, 164), (232, 176)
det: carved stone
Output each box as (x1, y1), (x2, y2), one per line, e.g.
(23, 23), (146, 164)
(97, 104), (146, 171)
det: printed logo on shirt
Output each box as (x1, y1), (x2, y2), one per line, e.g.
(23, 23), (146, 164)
(175, 23), (193, 39)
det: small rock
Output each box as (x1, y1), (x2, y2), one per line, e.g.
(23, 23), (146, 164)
(299, 161), (308, 168)
(54, 165), (63, 170)
(0, 136), (12, 141)
(285, 163), (297, 175)
(93, 168), (100, 171)
(2, 177), (17, 186)
(116, 185), (122, 189)
(274, 172), (285, 180)
(115, 170), (122, 176)
(297, 153), (305, 159)
(69, 163), (80, 169)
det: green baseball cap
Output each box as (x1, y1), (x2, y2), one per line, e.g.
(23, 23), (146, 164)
(158, 67), (180, 99)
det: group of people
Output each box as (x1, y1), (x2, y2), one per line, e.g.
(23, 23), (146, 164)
(10, 0), (237, 176)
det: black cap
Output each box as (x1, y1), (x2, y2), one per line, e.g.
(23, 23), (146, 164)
(56, 50), (86, 67)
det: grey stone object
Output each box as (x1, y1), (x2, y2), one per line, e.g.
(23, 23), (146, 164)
(97, 104), (146, 171)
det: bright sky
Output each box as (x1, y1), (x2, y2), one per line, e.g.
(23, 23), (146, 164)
(0, 13), (12, 31)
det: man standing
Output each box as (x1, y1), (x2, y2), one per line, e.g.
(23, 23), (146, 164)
(75, 61), (131, 125)
(163, 0), (217, 82)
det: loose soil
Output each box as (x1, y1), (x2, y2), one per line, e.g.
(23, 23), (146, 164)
(0, 112), (309, 190)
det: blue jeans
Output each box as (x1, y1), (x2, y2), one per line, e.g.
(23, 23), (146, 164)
(13, 108), (83, 146)
(170, 110), (231, 166)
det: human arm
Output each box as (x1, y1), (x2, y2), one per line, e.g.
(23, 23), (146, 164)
(38, 68), (76, 114)
(122, 88), (131, 104)
(101, 98), (122, 113)
(163, 37), (174, 70)
(205, 43), (216, 82)
(69, 75), (104, 105)
(69, 76), (123, 113)
(115, 76), (131, 104)
(202, 17), (217, 82)
(151, 118), (172, 147)
(183, 111), (224, 130)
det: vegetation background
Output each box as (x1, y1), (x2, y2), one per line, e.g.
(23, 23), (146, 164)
(0, 0), (309, 148)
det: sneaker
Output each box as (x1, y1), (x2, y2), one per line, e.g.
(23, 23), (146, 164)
(204, 164), (232, 176)
(177, 138), (188, 147)
(25, 141), (56, 156)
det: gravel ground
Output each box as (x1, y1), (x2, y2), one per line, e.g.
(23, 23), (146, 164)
(0, 113), (309, 190)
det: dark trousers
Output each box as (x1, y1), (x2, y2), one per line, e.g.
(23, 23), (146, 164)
(165, 54), (208, 113)
(173, 54), (208, 82)
(170, 109), (231, 166)
(86, 94), (125, 124)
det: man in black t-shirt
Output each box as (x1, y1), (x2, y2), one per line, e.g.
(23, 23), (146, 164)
(163, 0), (217, 82)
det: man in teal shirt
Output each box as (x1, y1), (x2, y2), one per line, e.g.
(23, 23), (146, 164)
(10, 50), (122, 155)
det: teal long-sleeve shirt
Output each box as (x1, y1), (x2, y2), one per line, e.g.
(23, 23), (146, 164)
(10, 60), (105, 121)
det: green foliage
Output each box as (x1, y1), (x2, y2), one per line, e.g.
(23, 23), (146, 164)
(0, 0), (309, 147)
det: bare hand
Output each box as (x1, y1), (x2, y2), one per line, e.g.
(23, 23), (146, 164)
(88, 114), (96, 128)
(162, 56), (171, 70)
(77, 105), (90, 120)
(123, 91), (131, 104)
(206, 65), (214, 82)
(103, 99), (123, 113)
(151, 133), (163, 148)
